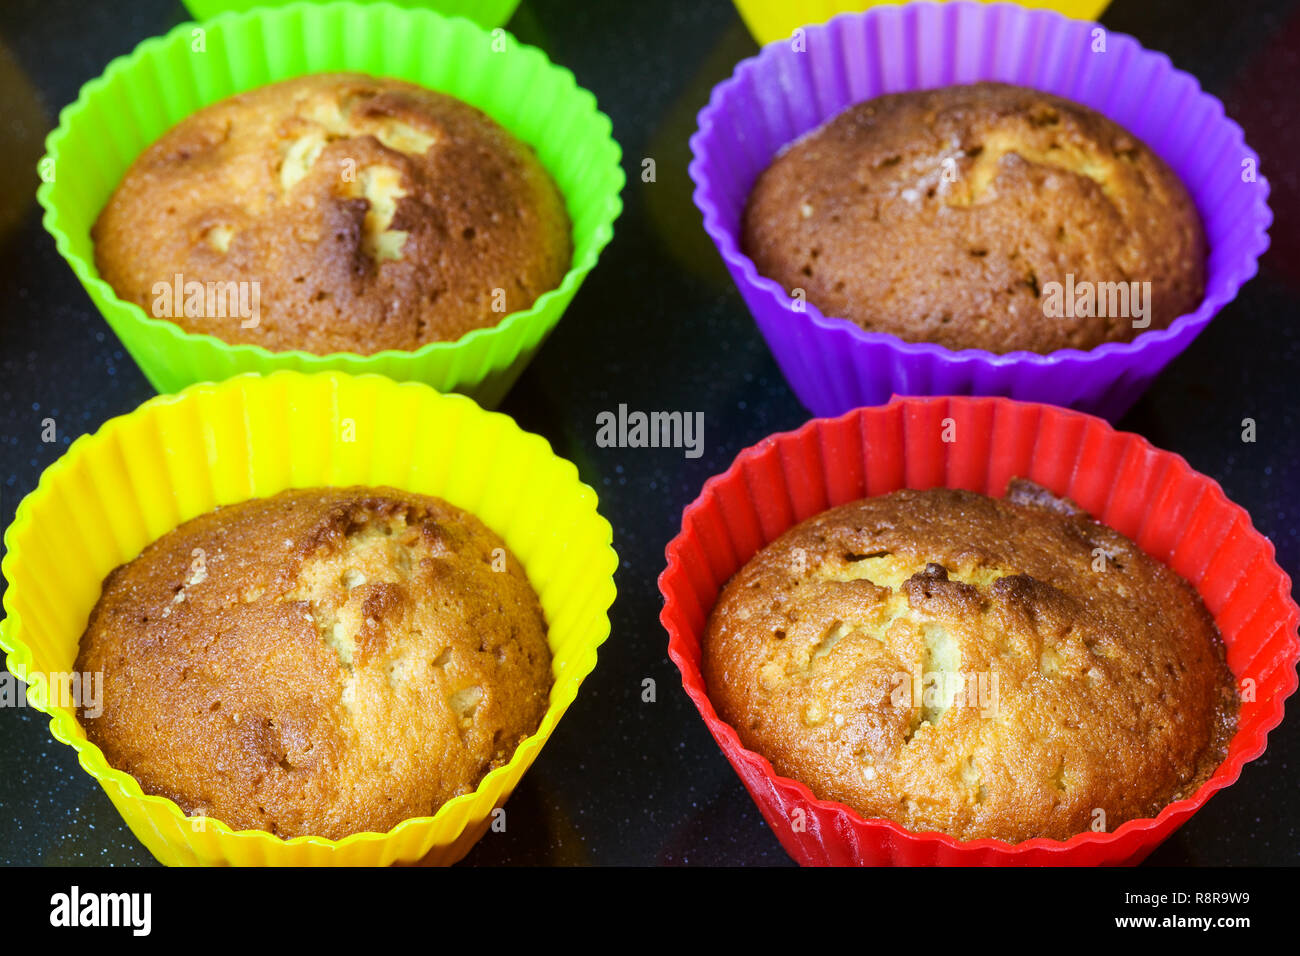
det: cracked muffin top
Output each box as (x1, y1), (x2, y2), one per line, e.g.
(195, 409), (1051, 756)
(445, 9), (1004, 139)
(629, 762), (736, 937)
(92, 72), (572, 355)
(75, 486), (552, 840)
(702, 480), (1236, 844)
(741, 82), (1205, 354)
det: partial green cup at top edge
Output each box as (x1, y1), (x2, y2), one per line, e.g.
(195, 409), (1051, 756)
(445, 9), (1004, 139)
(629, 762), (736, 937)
(182, 0), (522, 30)
(38, 1), (623, 407)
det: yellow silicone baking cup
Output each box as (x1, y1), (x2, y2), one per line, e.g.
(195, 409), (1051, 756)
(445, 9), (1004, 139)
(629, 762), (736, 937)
(0, 371), (617, 865)
(733, 0), (1112, 46)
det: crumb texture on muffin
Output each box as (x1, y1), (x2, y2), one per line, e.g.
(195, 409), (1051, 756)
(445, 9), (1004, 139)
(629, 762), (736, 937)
(742, 83), (1206, 354)
(702, 481), (1236, 844)
(93, 73), (572, 354)
(75, 486), (553, 839)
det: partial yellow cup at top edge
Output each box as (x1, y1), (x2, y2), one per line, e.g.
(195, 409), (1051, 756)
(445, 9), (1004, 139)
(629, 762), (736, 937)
(0, 371), (617, 865)
(732, 0), (1113, 46)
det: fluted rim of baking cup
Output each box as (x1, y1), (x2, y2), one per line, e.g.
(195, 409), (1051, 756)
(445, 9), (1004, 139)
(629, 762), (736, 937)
(37, 1), (623, 404)
(689, 2), (1271, 369)
(181, 0), (522, 29)
(730, 0), (1114, 48)
(659, 395), (1299, 863)
(0, 371), (618, 864)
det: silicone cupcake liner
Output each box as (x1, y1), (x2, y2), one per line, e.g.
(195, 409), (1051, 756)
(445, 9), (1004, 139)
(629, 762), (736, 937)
(0, 371), (618, 866)
(182, 0), (522, 30)
(690, 2), (1270, 421)
(659, 395), (1299, 865)
(38, 1), (623, 408)
(732, 0), (1110, 47)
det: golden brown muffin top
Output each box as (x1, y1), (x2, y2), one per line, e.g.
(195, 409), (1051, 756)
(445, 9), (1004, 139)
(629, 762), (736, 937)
(742, 83), (1206, 354)
(92, 72), (572, 355)
(703, 481), (1236, 843)
(75, 487), (552, 840)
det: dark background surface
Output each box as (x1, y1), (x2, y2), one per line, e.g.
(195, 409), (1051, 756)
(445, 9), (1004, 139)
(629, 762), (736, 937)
(0, 0), (1296, 866)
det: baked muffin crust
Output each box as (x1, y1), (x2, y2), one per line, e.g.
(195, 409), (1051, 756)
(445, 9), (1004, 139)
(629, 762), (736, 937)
(93, 73), (572, 354)
(742, 82), (1206, 353)
(75, 487), (552, 839)
(703, 481), (1236, 843)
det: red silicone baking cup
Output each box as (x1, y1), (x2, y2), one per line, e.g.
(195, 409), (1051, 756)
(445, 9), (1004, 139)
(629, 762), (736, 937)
(659, 396), (1299, 865)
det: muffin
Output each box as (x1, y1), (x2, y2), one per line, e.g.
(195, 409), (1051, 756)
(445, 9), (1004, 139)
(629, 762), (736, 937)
(741, 82), (1206, 354)
(74, 486), (553, 840)
(92, 72), (572, 355)
(702, 479), (1237, 844)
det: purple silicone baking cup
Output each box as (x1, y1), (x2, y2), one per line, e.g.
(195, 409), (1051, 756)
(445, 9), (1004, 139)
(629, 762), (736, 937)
(689, 1), (1271, 420)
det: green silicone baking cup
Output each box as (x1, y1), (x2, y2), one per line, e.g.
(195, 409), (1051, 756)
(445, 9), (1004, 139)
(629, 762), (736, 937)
(38, 1), (622, 407)
(182, 0), (522, 30)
